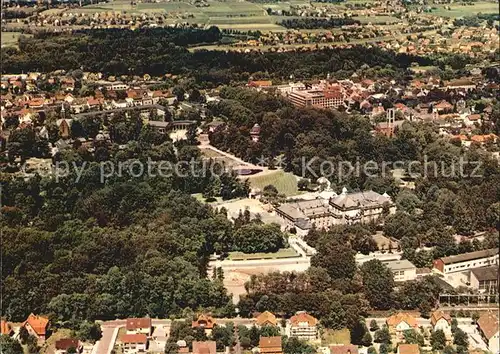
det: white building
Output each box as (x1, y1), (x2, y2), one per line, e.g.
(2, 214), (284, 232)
(119, 334), (148, 354)
(287, 312), (318, 342)
(126, 318), (152, 336)
(384, 259), (417, 282)
(430, 311), (452, 337)
(432, 248), (499, 275)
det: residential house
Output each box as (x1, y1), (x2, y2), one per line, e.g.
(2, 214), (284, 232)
(256, 311), (278, 327)
(477, 312), (499, 354)
(192, 341), (217, 354)
(1, 321), (14, 336)
(430, 310), (452, 337)
(126, 318), (152, 336)
(469, 266), (498, 294)
(329, 344), (358, 354)
(384, 260), (417, 282)
(55, 338), (82, 354)
(386, 313), (418, 338)
(397, 344), (420, 354)
(259, 336), (282, 354)
(288, 312), (318, 341)
(61, 77), (75, 92)
(432, 248), (499, 275)
(192, 314), (216, 336)
(22, 313), (50, 344)
(119, 333), (148, 354)
(433, 100), (453, 114)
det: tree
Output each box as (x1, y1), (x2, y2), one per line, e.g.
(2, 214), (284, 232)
(164, 342), (179, 354)
(360, 260), (395, 310)
(77, 321), (102, 342)
(379, 343), (392, 354)
(403, 329), (424, 346)
(369, 319), (380, 331)
(232, 223), (285, 253)
(374, 327), (391, 344)
(283, 337), (315, 354)
(453, 328), (469, 348)
(297, 178), (310, 191)
(311, 239), (356, 280)
(361, 331), (373, 347)
(367, 346), (377, 354)
(430, 329), (446, 351)
(0, 335), (23, 354)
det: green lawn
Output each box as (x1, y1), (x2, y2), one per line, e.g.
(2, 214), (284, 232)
(1, 32), (32, 48)
(247, 170), (300, 196)
(228, 248), (299, 260)
(425, 1), (498, 17)
(322, 328), (351, 346)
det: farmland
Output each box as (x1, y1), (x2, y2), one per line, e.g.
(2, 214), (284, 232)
(1, 32), (32, 48)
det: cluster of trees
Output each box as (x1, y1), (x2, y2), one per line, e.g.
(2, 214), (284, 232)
(165, 320), (235, 352)
(2, 28), (444, 84)
(279, 17), (360, 29)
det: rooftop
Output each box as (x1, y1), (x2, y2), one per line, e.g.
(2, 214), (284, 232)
(439, 248), (498, 265)
(384, 259), (416, 271)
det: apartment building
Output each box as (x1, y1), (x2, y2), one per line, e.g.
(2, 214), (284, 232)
(288, 312), (318, 341)
(384, 259), (417, 282)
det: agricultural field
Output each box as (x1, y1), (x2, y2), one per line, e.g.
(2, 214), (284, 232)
(228, 247), (299, 260)
(425, 1), (498, 18)
(322, 328), (352, 345)
(246, 169), (300, 196)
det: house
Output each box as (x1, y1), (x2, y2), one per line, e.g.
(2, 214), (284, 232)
(433, 100), (453, 113)
(329, 344), (358, 354)
(397, 343), (420, 354)
(126, 318), (152, 336)
(192, 314), (216, 336)
(259, 336), (282, 354)
(55, 338), (82, 354)
(288, 311), (318, 341)
(477, 312), (499, 354)
(22, 313), (50, 343)
(192, 341), (217, 354)
(386, 313), (418, 337)
(469, 266), (498, 294)
(1, 320), (14, 336)
(119, 333), (148, 354)
(384, 260), (417, 282)
(432, 248), (499, 274)
(430, 310), (452, 336)
(256, 311), (278, 327)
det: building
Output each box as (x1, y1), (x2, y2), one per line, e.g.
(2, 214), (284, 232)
(386, 313), (418, 338)
(256, 311), (278, 327)
(288, 312), (318, 341)
(0, 321), (13, 336)
(192, 341), (217, 354)
(384, 259), (417, 282)
(22, 313), (50, 344)
(126, 318), (152, 336)
(329, 344), (358, 354)
(430, 310), (452, 336)
(259, 336), (282, 354)
(397, 344), (420, 354)
(119, 333), (148, 354)
(287, 86), (345, 109)
(469, 266), (498, 294)
(275, 189), (395, 233)
(55, 338), (81, 354)
(477, 312), (499, 354)
(192, 314), (216, 336)
(432, 248), (499, 275)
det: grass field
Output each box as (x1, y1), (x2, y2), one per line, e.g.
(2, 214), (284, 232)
(1, 32), (32, 48)
(322, 328), (351, 345)
(228, 247), (299, 260)
(246, 170), (300, 196)
(425, 1), (498, 17)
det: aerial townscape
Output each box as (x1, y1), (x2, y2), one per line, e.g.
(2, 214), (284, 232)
(0, 0), (499, 353)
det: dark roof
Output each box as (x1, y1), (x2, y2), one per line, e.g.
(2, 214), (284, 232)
(55, 338), (79, 350)
(126, 318), (152, 330)
(440, 248), (498, 265)
(471, 266), (498, 282)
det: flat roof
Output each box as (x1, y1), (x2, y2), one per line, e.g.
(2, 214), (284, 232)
(384, 259), (416, 271)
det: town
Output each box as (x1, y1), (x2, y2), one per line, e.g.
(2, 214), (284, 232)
(0, 0), (499, 354)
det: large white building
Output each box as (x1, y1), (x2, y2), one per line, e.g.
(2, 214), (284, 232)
(275, 189), (396, 235)
(384, 259), (417, 282)
(287, 312), (319, 342)
(432, 248), (499, 275)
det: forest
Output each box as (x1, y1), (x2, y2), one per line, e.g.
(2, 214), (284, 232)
(279, 18), (360, 29)
(1, 27), (470, 86)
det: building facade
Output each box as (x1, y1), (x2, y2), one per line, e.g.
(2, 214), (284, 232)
(384, 260), (417, 282)
(433, 249), (499, 275)
(288, 312), (318, 341)
(469, 266), (498, 294)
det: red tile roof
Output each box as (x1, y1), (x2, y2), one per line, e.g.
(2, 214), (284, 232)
(126, 318), (152, 331)
(398, 344), (420, 354)
(192, 314), (216, 329)
(120, 333), (148, 344)
(192, 341), (217, 354)
(430, 310), (451, 326)
(1, 321), (12, 335)
(478, 312), (499, 339)
(255, 311), (277, 326)
(290, 312), (318, 327)
(330, 344), (359, 354)
(55, 338), (80, 350)
(259, 336), (282, 354)
(23, 313), (49, 337)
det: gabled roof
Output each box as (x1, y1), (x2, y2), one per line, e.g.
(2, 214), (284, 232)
(256, 311), (277, 326)
(430, 310), (451, 326)
(330, 344), (359, 354)
(192, 314), (216, 329)
(290, 312), (318, 327)
(259, 336), (282, 354)
(470, 266), (498, 282)
(192, 341), (217, 354)
(55, 338), (80, 350)
(439, 248), (498, 264)
(477, 312), (499, 339)
(23, 313), (49, 337)
(126, 318), (152, 330)
(0, 321), (12, 335)
(386, 312), (417, 328)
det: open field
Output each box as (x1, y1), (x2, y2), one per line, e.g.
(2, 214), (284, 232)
(228, 248), (299, 260)
(1, 32), (32, 48)
(322, 328), (351, 345)
(426, 1), (498, 17)
(246, 170), (300, 196)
